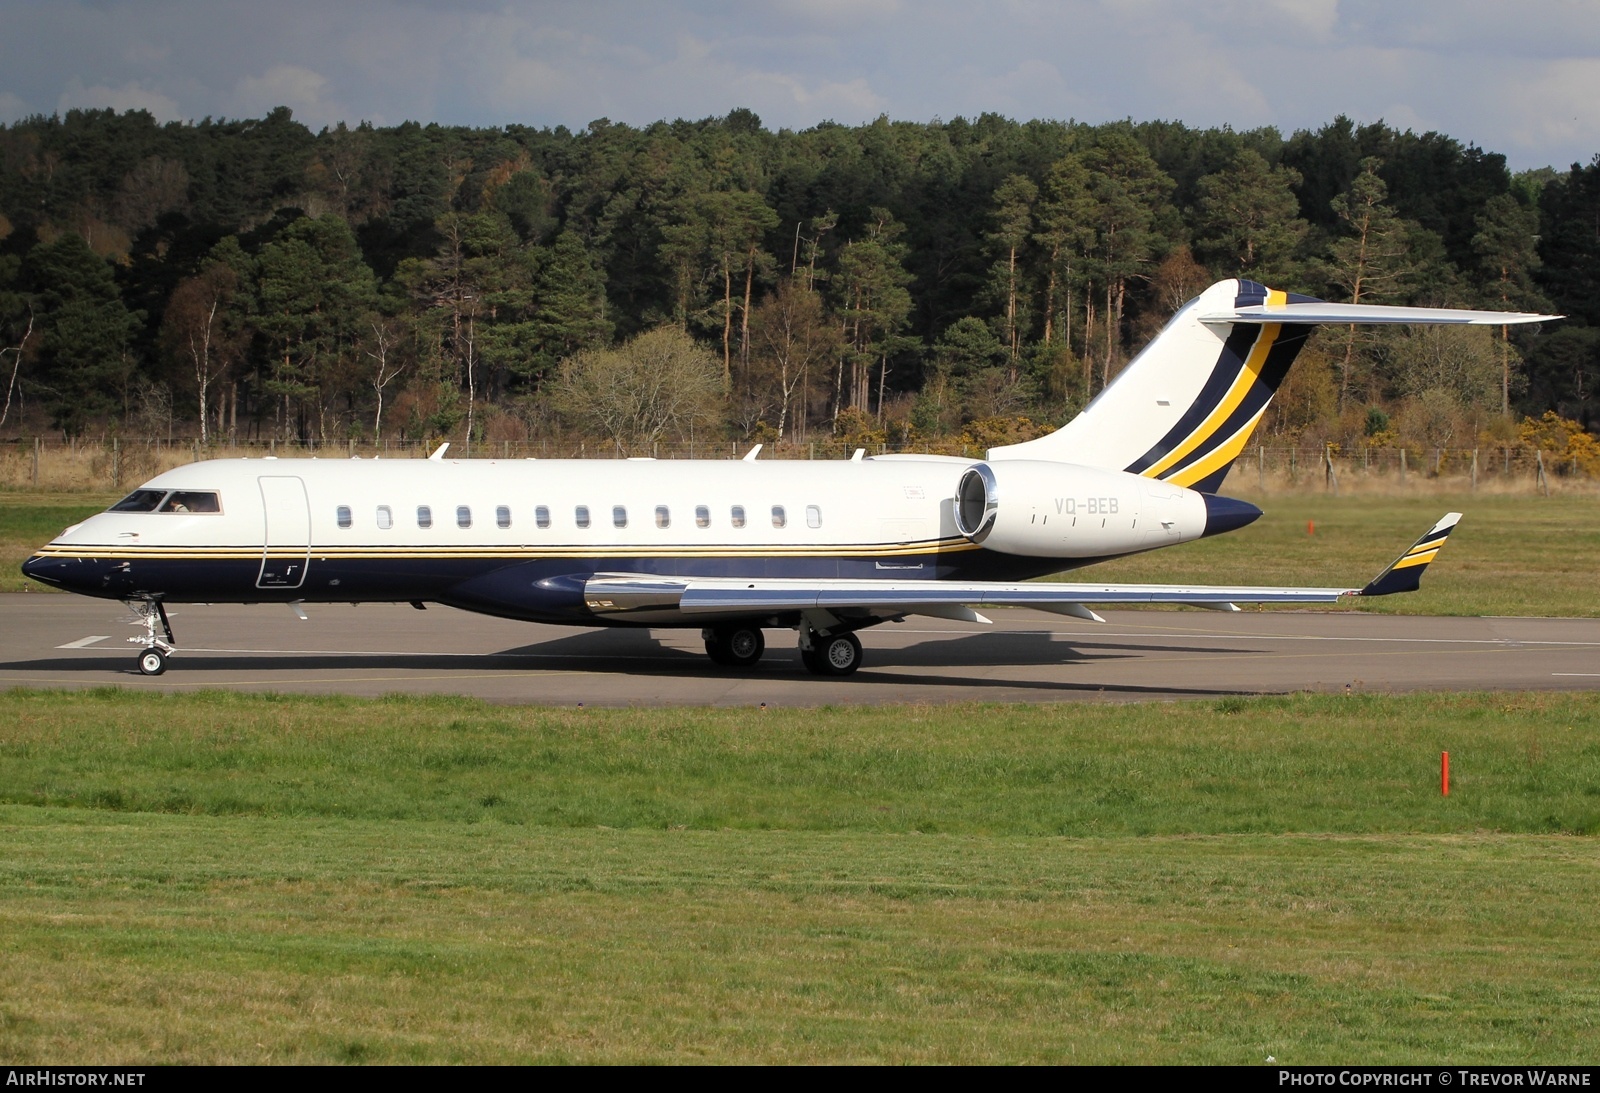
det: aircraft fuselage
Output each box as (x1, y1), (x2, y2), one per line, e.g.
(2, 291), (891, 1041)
(23, 454), (1220, 626)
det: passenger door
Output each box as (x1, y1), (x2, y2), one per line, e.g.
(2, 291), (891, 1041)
(257, 476), (311, 589)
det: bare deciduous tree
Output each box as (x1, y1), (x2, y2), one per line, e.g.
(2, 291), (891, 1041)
(365, 317), (407, 443)
(162, 264), (241, 445)
(0, 308), (33, 429)
(550, 327), (725, 455)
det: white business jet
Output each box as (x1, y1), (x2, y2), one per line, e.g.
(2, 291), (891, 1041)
(23, 279), (1556, 677)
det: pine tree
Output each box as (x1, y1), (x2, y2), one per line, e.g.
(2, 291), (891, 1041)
(1328, 158), (1414, 410)
(527, 229), (612, 389)
(1194, 148), (1307, 284)
(1472, 192), (1550, 415)
(24, 232), (141, 434)
(986, 174), (1037, 378)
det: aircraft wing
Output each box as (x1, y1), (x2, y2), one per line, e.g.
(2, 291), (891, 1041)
(584, 513), (1461, 623)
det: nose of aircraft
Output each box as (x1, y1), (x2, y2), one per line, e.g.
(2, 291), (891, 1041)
(21, 552), (72, 589)
(1200, 493), (1262, 538)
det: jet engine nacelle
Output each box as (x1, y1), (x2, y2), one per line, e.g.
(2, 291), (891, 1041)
(953, 460), (1209, 558)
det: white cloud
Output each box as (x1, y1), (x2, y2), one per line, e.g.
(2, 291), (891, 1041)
(1260, 0), (1340, 37)
(0, 92), (32, 123)
(228, 65), (345, 129)
(1475, 56), (1600, 166)
(56, 78), (181, 121)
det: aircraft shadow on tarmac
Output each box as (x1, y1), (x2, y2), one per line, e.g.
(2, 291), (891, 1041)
(0, 627), (1265, 697)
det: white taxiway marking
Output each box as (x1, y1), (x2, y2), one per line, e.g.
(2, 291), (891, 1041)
(1552, 673), (1600, 677)
(56, 636), (111, 649)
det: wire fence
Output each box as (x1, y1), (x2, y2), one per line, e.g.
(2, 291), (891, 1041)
(0, 435), (1593, 494)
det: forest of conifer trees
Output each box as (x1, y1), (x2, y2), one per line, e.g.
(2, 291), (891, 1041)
(0, 105), (1596, 460)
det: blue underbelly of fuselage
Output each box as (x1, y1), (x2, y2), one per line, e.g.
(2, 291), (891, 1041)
(22, 545), (1106, 625)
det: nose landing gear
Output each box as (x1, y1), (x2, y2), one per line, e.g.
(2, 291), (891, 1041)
(127, 598), (175, 675)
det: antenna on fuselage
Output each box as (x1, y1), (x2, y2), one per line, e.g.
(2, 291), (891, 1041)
(429, 442), (450, 461)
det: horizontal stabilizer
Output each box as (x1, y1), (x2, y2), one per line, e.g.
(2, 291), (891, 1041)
(1203, 303), (1561, 326)
(1359, 512), (1462, 597)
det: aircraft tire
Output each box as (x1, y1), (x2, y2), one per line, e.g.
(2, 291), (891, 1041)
(137, 648), (167, 676)
(707, 625), (764, 668)
(815, 633), (862, 677)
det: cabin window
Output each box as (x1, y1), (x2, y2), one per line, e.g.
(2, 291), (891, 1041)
(417, 505), (433, 529)
(655, 505), (670, 529)
(108, 489), (166, 513)
(730, 505), (746, 529)
(496, 505), (511, 529)
(536, 505), (551, 529)
(806, 505), (822, 528)
(457, 505), (472, 529)
(575, 506), (590, 529)
(695, 505), (710, 528)
(159, 491), (221, 513)
(613, 505), (628, 529)
(771, 505), (787, 529)
(336, 505), (352, 529)
(377, 505), (393, 530)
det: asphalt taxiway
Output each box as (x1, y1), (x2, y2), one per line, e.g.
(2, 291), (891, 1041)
(0, 594), (1595, 705)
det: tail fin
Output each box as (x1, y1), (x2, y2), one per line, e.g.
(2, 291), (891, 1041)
(1359, 512), (1462, 596)
(988, 279), (1560, 492)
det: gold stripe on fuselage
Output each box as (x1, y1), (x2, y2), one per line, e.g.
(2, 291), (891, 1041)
(31, 537), (982, 563)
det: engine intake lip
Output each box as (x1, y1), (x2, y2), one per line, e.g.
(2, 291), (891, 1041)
(954, 464), (999, 543)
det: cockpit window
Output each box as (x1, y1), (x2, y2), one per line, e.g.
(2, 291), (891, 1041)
(158, 491), (221, 514)
(108, 489), (166, 513)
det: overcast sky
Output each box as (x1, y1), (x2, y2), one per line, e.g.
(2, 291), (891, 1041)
(3, 0), (1597, 172)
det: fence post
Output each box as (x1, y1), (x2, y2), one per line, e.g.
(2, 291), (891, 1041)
(1536, 450), (1549, 496)
(1257, 445), (1265, 490)
(31, 436), (39, 486)
(1400, 448), (1407, 483)
(1471, 448), (1478, 492)
(1324, 444), (1339, 495)
(112, 437), (120, 491)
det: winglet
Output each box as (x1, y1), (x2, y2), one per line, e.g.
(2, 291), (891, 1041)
(743, 444), (763, 461)
(429, 442), (450, 461)
(1359, 512), (1462, 596)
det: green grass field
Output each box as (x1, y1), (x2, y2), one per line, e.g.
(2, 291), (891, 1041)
(5, 490), (1596, 616)
(1056, 492), (1600, 617)
(1, 493), (114, 594)
(2, 690), (1599, 1063)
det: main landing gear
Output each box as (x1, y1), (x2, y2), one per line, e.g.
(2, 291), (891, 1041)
(127, 598), (175, 675)
(798, 628), (863, 677)
(702, 621), (865, 676)
(703, 623), (766, 667)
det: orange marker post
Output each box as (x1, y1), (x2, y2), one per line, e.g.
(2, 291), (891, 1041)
(1308, 520), (1316, 536)
(1442, 751), (1450, 797)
